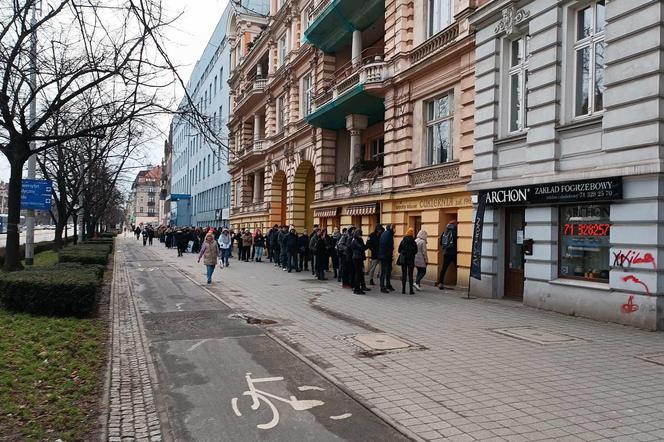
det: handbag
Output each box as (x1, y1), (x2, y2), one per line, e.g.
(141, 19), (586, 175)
(396, 254), (402, 266)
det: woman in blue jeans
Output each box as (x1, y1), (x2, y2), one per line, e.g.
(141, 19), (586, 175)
(198, 233), (220, 284)
(218, 228), (232, 267)
(254, 228), (265, 262)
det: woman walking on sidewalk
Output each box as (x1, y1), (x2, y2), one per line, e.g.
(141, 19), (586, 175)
(198, 233), (220, 284)
(414, 229), (428, 290)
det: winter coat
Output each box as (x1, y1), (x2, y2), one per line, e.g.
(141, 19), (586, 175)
(298, 234), (310, 253)
(270, 229), (281, 250)
(336, 233), (349, 257)
(441, 222), (458, 256)
(329, 232), (340, 257)
(278, 230), (288, 249)
(242, 232), (253, 247)
(414, 231), (428, 268)
(218, 233), (231, 249)
(254, 233), (265, 248)
(351, 235), (367, 260)
(309, 233), (319, 253)
(198, 239), (219, 265)
(366, 231), (381, 258)
(286, 232), (298, 253)
(378, 229), (394, 260)
(315, 236), (329, 270)
(398, 235), (418, 267)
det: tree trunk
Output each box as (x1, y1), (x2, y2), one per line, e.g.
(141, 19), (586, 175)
(54, 221), (65, 250)
(4, 157), (26, 271)
(72, 214), (78, 245)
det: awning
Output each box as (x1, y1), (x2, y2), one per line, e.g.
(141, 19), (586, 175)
(314, 207), (340, 218)
(346, 203), (376, 216)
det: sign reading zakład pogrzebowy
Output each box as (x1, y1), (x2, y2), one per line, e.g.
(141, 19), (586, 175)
(21, 179), (53, 211)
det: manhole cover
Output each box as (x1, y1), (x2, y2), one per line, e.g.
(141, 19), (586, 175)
(636, 353), (664, 366)
(491, 327), (582, 345)
(354, 333), (411, 351)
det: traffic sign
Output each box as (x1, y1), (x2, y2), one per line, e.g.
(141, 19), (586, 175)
(21, 179), (53, 211)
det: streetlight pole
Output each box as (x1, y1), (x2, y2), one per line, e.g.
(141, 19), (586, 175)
(25, 0), (40, 266)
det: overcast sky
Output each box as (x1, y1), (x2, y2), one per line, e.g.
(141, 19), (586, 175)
(0, 0), (229, 183)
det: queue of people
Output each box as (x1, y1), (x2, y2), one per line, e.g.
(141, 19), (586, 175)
(137, 219), (459, 292)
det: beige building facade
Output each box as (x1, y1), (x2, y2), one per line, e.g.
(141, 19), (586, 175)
(228, 0), (481, 287)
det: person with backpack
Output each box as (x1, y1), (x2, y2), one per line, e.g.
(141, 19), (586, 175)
(398, 228), (418, 295)
(439, 219), (458, 289)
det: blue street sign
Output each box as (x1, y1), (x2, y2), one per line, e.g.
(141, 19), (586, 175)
(21, 179), (53, 211)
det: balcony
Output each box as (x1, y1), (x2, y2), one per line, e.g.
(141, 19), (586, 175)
(233, 76), (268, 114)
(320, 176), (383, 200)
(410, 23), (459, 65)
(231, 201), (270, 216)
(235, 139), (271, 163)
(409, 162), (462, 187)
(303, 0), (385, 53)
(305, 49), (387, 130)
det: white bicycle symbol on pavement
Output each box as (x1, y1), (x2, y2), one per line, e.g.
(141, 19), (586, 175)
(231, 373), (351, 430)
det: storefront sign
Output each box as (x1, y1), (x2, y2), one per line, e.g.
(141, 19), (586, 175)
(482, 177), (622, 206)
(394, 195), (472, 211)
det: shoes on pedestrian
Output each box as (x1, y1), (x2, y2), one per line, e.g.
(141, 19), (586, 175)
(369, 279), (375, 286)
(288, 269), (292, 273)
(414, 283), (421, 291)
(439, 285), (446, 290)
(381, 287), (389, 294)
(353, 290), (366, 295)
(409, 289), (415, 295)
(362, 287), (371, 291)
(401, 289), (406, 294)
(207, 280), (211, 285)
(387, 286), (396, 292)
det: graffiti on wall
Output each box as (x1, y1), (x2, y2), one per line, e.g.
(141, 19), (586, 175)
(611, 248), (657, 270)
(620, 295), (639, 314)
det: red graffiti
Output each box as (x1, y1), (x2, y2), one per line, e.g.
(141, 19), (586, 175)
(613, 250), (657, 270)
(622, 275), (651, 295)
(621, 295), (639, 314)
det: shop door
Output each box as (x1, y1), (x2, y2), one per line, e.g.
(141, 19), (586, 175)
(504, 207), (525, 300)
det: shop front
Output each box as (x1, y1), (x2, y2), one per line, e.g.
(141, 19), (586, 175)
(472, 176), (661, 330)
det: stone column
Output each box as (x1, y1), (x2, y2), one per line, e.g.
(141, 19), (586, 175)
(346, 114), (368, 167)
(352, 29), (362, 65)
(253, 172), (261, 203)
(253, 113), (261, 141)
(256, 64), (263, 79)
(268, 42), (276, 76)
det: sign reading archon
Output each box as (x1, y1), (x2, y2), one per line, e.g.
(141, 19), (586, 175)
(483, 177), (622, 206)
(21, 179), (53, 211)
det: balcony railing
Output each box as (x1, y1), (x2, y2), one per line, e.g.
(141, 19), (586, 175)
(309, 0), (330, 23)
(235, 77), (269, 108)
(231, 201), (270, 215)
(234, 139), (271, 163)
(313, 48), (387, 110)
(319, 176), (383, 199)
(409, 162), (461, 186)
(411, 23), (459, 64)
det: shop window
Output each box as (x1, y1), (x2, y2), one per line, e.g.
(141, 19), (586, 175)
(559, 204), (610, 281)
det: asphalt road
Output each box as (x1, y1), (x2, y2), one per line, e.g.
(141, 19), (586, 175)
(123, 243), (409, 442)
(0, 229), (55, 246)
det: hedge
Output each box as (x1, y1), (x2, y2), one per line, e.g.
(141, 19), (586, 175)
(0, 237), (77, 268)
(0, 264), (102, 317)
(58, 247), (110, 266)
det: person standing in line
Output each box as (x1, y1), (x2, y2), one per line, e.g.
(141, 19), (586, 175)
(142, 227), (148, 246)
(242, 229), (253, 262)
(366, 224), (384, 285)
(235, 229), (244, 260)
(398, 228), (418, 295)
(271, 225), (281, 266)
(148, 226), (154, 245)
(329, 227), (341, 280)
(439, 219), (458, 289)
(336, 227), (349, 284)
(286, 227), (299, 272)
(414, 229), (429, 290)
(279, 225), (289, 270)
(198, 232), (220, 285)
(254, 228), (265, 262)
(308, 228), (319, 276)
(350, 229), (368, 294)
(218, 228), (232, 267)
(315, 229), (329, 280)
(298, 229), (310, 271)
(174, 228), (184, 257)
(378, 224), (395, 293)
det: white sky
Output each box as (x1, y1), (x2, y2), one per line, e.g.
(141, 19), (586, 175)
(0, 0), (229, 182)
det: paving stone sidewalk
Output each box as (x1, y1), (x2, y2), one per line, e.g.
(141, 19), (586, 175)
(105, 249), (162, 442)
(144, 240), (664, 441)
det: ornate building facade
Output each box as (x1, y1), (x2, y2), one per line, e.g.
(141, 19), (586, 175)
(228, 0), (481, 287)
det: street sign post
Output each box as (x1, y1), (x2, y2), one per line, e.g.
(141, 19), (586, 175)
(21, 179), (53, 211)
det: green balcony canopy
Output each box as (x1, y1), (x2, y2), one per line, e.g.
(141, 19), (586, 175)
(303, 0), (385, 53)
(305, 84), (384, 130)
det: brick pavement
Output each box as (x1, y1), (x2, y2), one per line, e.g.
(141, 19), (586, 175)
(142, 239), (664, 441)
(106, 248), (162, 442)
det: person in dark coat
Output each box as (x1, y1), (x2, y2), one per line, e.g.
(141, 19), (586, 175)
(253, 229), (265, 262)
(439, 220), (459, 289)
(234, 229), (243, 260)
(278, 226), (289, 269)
(286, 228), (299, 272)
(336, 227), (349, 284)
(270, 226), (281, 266)
(398, 228), (418, 295)
(342, 226), (356, 288)
(175, 228), (187, 257)
(308, 228), (319, 275)
(350, 229), (369, 294)
(315, 229), (329, 280)
(378, 224), (395, 293)
(298, 230), (310, 271)
(329, 227), (340, 279)
(366, 224), (384, 285)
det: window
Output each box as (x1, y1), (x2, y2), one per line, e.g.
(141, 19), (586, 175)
(574, 0), (605, 117)
(277, 33), (287, 67)
(559, 204), (610, 282)
(203, 158), (206, 178)
(235, 181), (241, 207)
(303, 3), (314, 29)
(427, 0), (453, 37)
(426, 92), (454, 165)
(208, 84), (212, 103)
(139, 207), (144, 213)
(301, 74), (313, 117)
(509, 35), (529, 132)
(276, 95), (285, 132)
(214, 75), (218, 94)
(371, 137), (384, 167)
(208, 154), (211, 176)
(204, 90), (208, 106)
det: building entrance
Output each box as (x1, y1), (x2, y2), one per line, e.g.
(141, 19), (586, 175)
(504, 207), (525, 300)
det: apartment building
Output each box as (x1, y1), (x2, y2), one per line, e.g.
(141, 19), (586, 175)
(168, 2), (268, 227)
(129, 165), (162, 227)
(229, 0), (480, 287)
(469, 0), (663, 330)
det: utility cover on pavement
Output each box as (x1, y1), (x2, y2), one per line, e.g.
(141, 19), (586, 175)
(492, 327), (582, 345)
(353, 333), (411, 351)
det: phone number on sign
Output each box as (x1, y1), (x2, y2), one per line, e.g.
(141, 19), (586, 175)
(563, 223), (611, 237)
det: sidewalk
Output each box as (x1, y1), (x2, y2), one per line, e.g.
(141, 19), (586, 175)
(148, 240), (664, 442)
